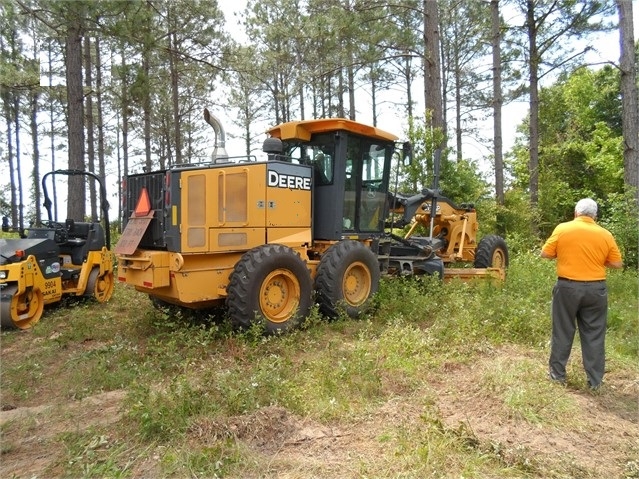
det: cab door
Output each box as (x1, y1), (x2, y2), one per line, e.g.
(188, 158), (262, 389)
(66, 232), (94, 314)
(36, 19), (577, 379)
(342, 136), (391, 234)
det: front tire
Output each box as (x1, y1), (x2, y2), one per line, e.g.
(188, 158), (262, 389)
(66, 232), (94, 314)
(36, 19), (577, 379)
(227, 244), (312, 335)
(315, 240), (380, 319)
(0, 285), (44, 330)
(474, 235), (509, 269)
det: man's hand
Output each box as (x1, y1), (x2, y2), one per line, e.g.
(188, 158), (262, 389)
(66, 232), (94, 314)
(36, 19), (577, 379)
(540, 250), (555, 260)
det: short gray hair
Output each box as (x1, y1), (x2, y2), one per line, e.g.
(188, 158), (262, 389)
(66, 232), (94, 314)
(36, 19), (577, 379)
(575, 198), (598, 218)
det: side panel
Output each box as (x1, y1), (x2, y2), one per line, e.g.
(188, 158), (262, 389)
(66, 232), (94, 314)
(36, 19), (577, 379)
(132, 252), (244, 305)
(266, 227), (312, 246)
(265, 161), (312, 246)
(180, 164), (268, 253)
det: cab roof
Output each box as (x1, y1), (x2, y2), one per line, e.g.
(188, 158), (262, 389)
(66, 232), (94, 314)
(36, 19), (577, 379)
(266, 118), (399, 142)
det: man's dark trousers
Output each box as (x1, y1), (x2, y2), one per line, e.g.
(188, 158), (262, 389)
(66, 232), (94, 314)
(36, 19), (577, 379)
(549, 278), (608, 388)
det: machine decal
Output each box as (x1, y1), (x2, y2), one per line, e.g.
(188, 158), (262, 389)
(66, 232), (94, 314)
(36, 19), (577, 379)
(267, 170), (312, 191)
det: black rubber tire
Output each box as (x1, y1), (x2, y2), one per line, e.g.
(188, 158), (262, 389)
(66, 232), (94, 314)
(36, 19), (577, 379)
(227, 244), (312, 335)
(474, 235), (509, 269)
(315, 240), (380, 319)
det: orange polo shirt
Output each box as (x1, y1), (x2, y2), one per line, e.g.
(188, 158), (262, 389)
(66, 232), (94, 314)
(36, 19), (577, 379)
(541, 216), (622, 281)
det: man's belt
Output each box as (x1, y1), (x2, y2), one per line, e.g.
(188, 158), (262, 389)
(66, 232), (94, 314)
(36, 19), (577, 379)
(557, 277), (605, 283)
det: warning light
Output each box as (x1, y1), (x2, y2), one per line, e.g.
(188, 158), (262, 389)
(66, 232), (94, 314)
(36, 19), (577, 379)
(134, 187), (152, 217)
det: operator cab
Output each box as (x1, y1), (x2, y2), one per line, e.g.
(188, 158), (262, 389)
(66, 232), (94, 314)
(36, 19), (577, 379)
(266, 119), (397, 241)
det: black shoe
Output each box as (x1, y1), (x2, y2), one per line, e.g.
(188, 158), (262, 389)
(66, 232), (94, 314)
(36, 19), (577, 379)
(588, 381), (602, 393)
(548, 371), (566, 386)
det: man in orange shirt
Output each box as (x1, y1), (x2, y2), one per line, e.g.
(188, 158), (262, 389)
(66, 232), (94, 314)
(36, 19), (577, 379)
(541, 198), (623, 391)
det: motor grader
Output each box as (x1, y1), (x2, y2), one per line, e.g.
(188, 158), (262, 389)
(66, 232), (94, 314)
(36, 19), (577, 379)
(116, 112), (508, 334)
(0, 170), (115, 329)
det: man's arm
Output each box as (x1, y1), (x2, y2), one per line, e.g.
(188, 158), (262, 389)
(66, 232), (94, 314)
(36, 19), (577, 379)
(540, 250), (555, 259)
(605, 260), (623, 269)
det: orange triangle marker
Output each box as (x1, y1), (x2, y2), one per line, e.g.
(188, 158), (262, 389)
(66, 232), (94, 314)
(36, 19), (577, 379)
(134, 187), (152, 217)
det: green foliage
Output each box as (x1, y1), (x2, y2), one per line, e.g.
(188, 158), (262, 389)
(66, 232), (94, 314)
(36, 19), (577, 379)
(59, 431), (130, 478)
(439, 157), (491, 204)
(402, 115), (446, 192)
(127, 378), (216, 441)
(480, 189), (540, 254)
(403, 116), (489, 206)
(599, 191), (639, 269)
(160, 441), (244, 478)
(507, 65), (627, 241)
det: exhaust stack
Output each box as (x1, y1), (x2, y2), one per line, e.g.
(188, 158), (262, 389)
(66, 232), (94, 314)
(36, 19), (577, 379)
(203, 108), (229, 162)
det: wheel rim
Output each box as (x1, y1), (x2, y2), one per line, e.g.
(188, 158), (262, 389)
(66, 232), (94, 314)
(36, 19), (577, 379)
(342, 261), (372, 306)
(2, 287), (44, 330)
(259, 268), (301, 323)
(95, 271), (115, 302)
(88, 269), (115, 303)
(492, 248), (507, 268)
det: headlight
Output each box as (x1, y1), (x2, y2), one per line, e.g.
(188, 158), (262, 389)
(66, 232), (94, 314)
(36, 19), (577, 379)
(0, 270), (7, 280)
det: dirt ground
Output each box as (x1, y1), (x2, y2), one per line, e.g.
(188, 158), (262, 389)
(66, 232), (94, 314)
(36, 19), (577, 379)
(1, 346), (637, 478)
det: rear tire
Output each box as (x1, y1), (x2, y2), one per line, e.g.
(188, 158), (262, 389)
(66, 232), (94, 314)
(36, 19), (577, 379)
(474, 235), (509, 269)
(85, 268), (114, 303)
(315, 240), (380, 319)
(227, 244), (312, 335)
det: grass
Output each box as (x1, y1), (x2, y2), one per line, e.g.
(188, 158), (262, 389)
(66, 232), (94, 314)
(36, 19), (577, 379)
(1, 251), (637, 478)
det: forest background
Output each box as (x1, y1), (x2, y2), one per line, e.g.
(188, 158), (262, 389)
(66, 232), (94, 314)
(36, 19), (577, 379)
(0, 0), (638, 266)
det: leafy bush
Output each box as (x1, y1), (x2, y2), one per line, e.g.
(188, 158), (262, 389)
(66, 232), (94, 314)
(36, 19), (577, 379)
(599, 191), (638, 269)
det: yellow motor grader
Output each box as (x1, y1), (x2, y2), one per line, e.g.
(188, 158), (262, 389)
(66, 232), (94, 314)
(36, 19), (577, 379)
(116, 112), (507, 334)
(0, 170), (115, 329)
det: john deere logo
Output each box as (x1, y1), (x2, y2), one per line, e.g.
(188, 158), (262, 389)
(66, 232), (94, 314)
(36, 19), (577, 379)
(268, 171), (312, 191)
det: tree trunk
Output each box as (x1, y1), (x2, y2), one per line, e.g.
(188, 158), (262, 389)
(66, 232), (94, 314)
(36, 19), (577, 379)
(348, 62), (356, 120)
(423, 0), (445, 142)
(617, 0), (638, 202)
(47, 39), (58, 220)
(3, 93), (17, 230)
(84, 35), (97, 221)
(169, 30), (182, 165)
(338, 69), (345, 118)
(95, 37), (106, 189)
(491, 0), (504, 206)
(404, 55), (413, 118)
(66, 6), (86, 221)
(14, 95), (24, 234)
(454, 37), (462, 161)
(526, 0), (539, 207)
(297, 50), (305, 120)
(143, 1), (152, 171)
(370, 67), (377, 126)
(30, 90), (41, 225)
(121, 45), (130, 228)
(29, 29), (42, 225)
